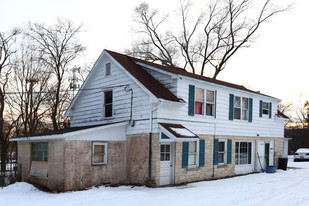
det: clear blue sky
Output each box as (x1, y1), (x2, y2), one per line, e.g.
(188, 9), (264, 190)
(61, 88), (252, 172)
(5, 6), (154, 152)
(1, 0), (308, 111)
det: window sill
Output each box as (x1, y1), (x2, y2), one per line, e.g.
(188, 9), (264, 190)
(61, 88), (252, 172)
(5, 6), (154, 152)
(186, 166), (199, 171)
(217, 164), (228, 168)
(92, 163), (107, 166)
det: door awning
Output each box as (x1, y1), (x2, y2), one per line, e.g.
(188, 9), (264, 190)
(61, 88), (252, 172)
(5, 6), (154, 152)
(159, 123), (199, 142)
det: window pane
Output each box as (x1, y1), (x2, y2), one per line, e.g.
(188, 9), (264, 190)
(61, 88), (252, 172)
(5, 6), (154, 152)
(234, 96), (241, 107)
(161, 145), (165, 153)
(165, 153), (170, 161)
(206, 103), (213, 116)
(242, 109), (248, 120)
(94, 154), (104, 163)
(242, 98), (248, 109)
(263, 109), (269, 115)
(188, 154), (196, 165)
(263, 102), (269, 109)
(219, 141), (225, 152)
(105, 91), (113, 104)
(219, 153), (224, 163)
(206, 90), (214, 103)
(94, 145), (105, 153)
(189, 142), (196, 153)
(105, 105), (113, 117)
(234, 108), (241, 119)
(195, 88), (204, 102)
(195, 102), (203, 115)
(160, 154), (165, 161)
(166, 145), (170, 152)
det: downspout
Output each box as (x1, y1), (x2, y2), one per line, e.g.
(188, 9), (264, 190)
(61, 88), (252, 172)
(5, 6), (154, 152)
(148, 100), (163, 180)
(212, 121), (217, 178)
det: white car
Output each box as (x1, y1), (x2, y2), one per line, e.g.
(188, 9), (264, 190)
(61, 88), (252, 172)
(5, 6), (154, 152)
(294, 148), (309, 162)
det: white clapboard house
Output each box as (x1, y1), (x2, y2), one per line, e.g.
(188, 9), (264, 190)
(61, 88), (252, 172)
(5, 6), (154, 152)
(11, 50), (288, 191)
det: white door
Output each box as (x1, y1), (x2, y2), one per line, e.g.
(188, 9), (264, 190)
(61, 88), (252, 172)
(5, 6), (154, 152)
(257, 141), (274, 170)
(160, 143), (173, 186)
(235, 141), (255, 174)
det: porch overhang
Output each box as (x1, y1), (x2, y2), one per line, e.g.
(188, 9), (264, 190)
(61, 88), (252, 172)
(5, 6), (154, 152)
(158, 123), (199, 142)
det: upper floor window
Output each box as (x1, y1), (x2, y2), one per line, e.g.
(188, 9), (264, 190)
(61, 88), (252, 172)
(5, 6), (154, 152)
(263, 102), (269, 115)
(104, 90), (113, 117)
(259, 100), (272, 118)
(234, 96), (249, 120)
(194, 87), (215, 116)
(195, 88), (204, 115)
(206, 90), (215, 116)
(105, 62), (111, 76)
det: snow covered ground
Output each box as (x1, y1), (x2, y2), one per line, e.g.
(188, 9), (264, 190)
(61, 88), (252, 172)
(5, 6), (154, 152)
(1, 157), (309, 206)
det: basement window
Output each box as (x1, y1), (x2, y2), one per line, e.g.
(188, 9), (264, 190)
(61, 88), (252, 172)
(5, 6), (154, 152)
(92, 142), (108, 165)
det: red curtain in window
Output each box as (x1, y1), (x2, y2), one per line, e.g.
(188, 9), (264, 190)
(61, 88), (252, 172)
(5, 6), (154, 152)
(195, 102), (203, 114)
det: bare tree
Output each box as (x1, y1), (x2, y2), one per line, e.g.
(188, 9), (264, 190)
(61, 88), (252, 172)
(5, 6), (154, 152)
(0, 29), (19, 173)
(24, 18), (86, 130)
(8, 45), (51, 136)
(127, 0), (289, 78)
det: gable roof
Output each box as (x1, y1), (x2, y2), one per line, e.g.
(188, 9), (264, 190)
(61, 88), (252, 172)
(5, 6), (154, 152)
(106, 50), (278, 100)
(106, 50), (183, 102)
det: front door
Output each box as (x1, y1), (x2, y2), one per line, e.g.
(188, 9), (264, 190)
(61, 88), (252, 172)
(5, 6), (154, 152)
(235, 141), (255, 174)
(160, 143), (173, 186)
(257, 141), (274, 170)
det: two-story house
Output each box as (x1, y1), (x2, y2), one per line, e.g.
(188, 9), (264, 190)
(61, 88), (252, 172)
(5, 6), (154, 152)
(11, 50), (287, 191)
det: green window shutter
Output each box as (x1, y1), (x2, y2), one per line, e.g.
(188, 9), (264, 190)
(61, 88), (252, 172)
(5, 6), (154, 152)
(269, 102), (272, 118)
(199, 139), (205, 167)
(259, 100), (263, 117)
(249, 98), (253, 122)
(188, 85), (195, 116)
(213, 139), (219, 165)
(229, 94), (234, 120)
(227, 139), (232, 164)
(182, 142), (189, 168)
(214, 90), (217, 118)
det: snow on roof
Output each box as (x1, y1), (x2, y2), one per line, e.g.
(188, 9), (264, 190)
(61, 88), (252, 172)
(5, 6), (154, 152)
(170, 128), (196, 137)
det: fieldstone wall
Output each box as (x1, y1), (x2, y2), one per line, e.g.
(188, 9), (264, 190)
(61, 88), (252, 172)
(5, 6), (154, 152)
(173, 135), (284, 185)
(126, 134), (149, 185)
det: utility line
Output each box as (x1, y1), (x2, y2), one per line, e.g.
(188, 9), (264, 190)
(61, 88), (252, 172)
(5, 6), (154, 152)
(3, 84), (130, 95)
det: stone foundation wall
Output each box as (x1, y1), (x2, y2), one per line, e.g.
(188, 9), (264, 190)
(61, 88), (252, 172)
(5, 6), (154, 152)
(126, 134), (149, 185)
(173, 135), (284, 185)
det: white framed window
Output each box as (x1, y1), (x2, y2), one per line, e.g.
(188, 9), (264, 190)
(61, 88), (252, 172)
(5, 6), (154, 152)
(218, 139), (227, 164)
(195, 87), (215, 116)
(234, 96), (249, 120)
(104, 90), (113, 117)
(195, 87), (204, 115)
(235, 141), (252, 165)
(92, 142), (108, 165)
(206, 90), (215, 116)
(105, 62), (111, 76)
(188, 141), (197, 167)
(263, 102), (269, 115)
